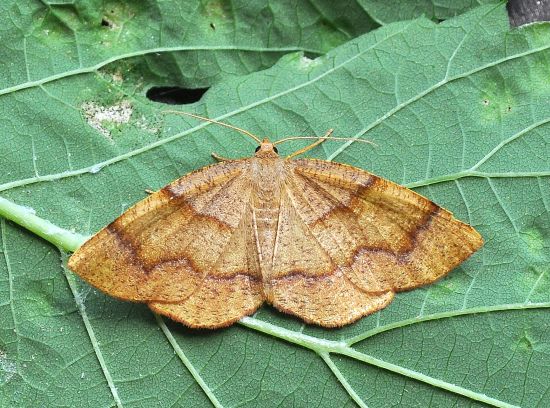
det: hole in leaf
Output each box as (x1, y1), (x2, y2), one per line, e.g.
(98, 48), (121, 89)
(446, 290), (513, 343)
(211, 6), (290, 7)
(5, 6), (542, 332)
(101, 18), (113, 28)
(210, 22), (216, 30)
(146, 87), (209, 105)
(303, 51), (318, 60)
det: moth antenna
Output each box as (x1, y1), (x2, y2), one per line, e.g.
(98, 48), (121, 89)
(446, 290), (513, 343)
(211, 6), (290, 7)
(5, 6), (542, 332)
(274, 136), (377, 147)
(162, 110), (262, 144)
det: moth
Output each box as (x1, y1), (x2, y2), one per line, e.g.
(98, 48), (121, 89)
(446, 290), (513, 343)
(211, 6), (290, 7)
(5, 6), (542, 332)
(68, 112), (483, 328)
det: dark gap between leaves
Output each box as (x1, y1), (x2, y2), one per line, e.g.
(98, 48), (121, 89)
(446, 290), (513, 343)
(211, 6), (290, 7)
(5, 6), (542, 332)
(507, 0), (550, 27)
(146, 87), (209, 105)
(427, 0), (549, 26)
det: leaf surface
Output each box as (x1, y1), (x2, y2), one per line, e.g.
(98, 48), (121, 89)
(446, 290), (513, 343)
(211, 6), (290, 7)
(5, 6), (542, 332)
(0, 0), (376, 92)
(1, 4), (549, 408)
(359, 0), (501, 24)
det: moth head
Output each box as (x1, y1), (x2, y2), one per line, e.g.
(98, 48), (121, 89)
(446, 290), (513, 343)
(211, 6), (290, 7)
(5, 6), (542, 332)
(254, 139), (279, 158)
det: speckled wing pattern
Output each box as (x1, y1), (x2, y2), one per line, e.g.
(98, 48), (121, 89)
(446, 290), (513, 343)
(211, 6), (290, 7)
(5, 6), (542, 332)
(268, 159), (483, 327)
(68, 160), (264, 328)
(68, 156), (483, 328)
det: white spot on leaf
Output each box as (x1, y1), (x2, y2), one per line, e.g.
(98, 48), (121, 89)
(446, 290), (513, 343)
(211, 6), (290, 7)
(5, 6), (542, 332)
(298, 55), (321, 70)
(0, 350), (17, 384)
(82, 100), (133, 139)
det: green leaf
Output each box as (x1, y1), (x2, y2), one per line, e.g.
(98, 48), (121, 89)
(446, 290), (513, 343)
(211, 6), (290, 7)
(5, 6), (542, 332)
(359, 0), (502, 25)
(1, 3), (550, 407)
(0, 0), (377, 92)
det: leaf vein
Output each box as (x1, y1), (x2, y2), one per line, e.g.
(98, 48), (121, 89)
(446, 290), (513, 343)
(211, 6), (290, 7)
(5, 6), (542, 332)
(59, 252), (124, 408)
(0, 46), (323, 97)
(1, 220), (18, 336)
(154, 313), (224, 408)
(319, 351), (369, 408)
(327, 43), (550, 161)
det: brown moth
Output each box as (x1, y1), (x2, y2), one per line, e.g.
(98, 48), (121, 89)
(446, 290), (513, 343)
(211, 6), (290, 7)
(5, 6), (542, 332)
(68, 112), (483, 329)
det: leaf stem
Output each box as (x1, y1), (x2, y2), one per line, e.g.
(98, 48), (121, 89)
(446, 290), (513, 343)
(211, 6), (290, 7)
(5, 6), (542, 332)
(0, 196), (89, 251)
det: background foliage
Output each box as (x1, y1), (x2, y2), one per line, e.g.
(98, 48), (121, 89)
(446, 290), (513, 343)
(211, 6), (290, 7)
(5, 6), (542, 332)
(1, 1), (549, 407)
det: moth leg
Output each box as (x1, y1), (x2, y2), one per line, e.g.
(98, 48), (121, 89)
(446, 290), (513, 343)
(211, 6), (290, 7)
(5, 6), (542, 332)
(211, 152), (234, 162)
(286, 129), (333, 159)
(144, 188), (156, 195)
